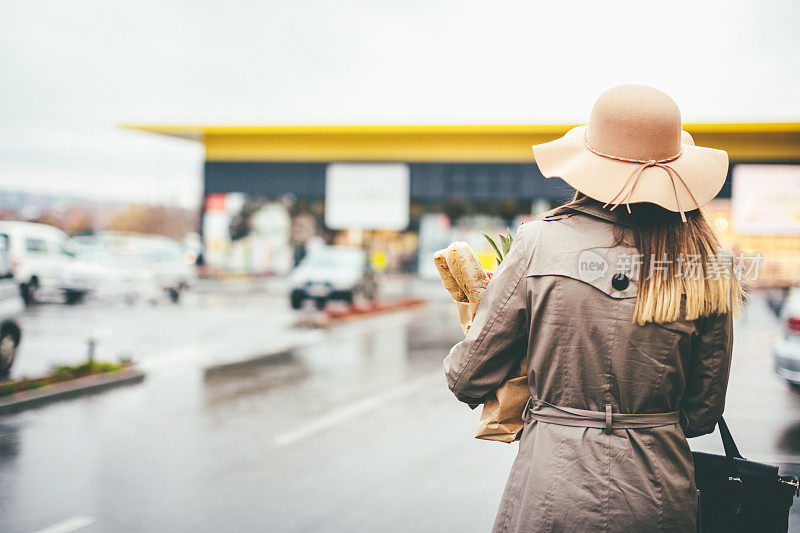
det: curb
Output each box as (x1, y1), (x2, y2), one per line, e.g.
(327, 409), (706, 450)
(295, 299), (427, 328)
(325, 299), (426, 322)
(0, 368), (146, 416)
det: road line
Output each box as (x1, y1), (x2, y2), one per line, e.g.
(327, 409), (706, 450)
(35, 516), (95, 533)
(273, 371), (442, 447)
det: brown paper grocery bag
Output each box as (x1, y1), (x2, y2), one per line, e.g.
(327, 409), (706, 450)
(455, 302), (529, 443)
(475, 361), (528, 443)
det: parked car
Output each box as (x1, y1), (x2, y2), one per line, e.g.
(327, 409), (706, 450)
(0, 247), (24, 377)
(68, 238), (162, 304)
(289, 246), (377, 310)
(86, 232), (196, 303)
(0, 221), (92, 304)
(774, 286), (800, 387)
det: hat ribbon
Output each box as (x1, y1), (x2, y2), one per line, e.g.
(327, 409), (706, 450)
(584, 135), (701, 222)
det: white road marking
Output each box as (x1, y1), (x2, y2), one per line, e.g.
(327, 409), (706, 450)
(35, 516), (95, 533)
(273, 371), (442, 447)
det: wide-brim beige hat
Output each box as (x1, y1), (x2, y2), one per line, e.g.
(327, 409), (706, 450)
(532, 85), (729, 221)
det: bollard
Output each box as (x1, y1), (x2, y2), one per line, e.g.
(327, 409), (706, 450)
(87, 337), (96, 363)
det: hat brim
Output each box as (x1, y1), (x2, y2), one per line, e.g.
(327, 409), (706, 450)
(532, 126), (729, 213)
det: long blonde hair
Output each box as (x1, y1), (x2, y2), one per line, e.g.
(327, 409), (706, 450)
(549, 193), (743, 325)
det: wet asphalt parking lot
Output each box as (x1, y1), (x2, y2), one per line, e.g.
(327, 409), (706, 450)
(1, 282), (800, 532)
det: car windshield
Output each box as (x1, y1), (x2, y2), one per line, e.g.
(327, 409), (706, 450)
(73, 247), (113, 264)
(136, 246), (183, 263)
(300, 248), (363, 270)
(95, 236), (183, 264)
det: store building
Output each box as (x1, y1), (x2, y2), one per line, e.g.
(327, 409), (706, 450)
(127, 124), (800, 284)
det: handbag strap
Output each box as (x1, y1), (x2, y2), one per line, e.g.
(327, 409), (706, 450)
(718, 416), (743, 459)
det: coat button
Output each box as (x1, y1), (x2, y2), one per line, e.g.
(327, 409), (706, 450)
(611, 273), (629, 291)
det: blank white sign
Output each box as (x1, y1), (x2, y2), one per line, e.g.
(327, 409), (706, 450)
(324, 163), (410, 230)
(732, 164), (800, 235)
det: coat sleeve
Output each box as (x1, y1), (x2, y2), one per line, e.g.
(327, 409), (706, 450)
(443, 223), (530, 405)
(680, 310), (734, 438)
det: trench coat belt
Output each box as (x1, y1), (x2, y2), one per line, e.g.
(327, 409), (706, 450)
(524, 398), (680, 434)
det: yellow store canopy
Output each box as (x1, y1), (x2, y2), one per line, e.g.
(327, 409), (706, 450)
(123, 123), (800, 163)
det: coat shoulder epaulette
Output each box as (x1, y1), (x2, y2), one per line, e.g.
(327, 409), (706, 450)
(540, 212), (575, 222)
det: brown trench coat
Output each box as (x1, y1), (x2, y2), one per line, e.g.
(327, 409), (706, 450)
(444, 203), (734, 532)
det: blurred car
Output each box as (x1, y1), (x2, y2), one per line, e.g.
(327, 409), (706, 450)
(87, 232), (197, 303)
(775, 286), (800, 387)
(0, 221), (93, 304)
(289, 245), (377, 310)
(0, 247), (23, 377)
(68, 238), (162, 304)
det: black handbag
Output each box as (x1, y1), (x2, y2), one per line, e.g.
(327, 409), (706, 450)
(693, 417), (800, 532)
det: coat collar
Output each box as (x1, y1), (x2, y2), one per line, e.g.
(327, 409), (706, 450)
(565, 202), (633, 228)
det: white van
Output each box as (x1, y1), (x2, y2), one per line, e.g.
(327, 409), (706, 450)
(0, 221), (91, 304)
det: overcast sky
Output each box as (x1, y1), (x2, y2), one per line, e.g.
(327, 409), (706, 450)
(1, 0), (798, 208)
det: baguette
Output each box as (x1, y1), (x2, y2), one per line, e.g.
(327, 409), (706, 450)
(446, 242), (489, 304)
(433, 249), (469, 302)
